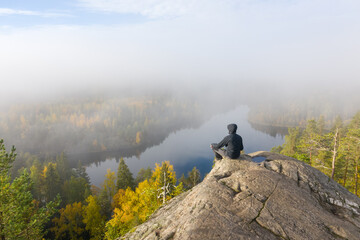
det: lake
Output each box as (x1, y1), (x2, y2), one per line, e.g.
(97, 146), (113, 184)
(86, 106), (286, 187)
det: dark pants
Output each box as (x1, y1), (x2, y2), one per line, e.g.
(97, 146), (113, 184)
(213, 148), (226, 160)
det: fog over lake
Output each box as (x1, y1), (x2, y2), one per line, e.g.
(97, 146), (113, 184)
(86, 106), (285, 187)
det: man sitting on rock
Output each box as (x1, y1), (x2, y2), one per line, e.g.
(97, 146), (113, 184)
(210, 123), (244, 160)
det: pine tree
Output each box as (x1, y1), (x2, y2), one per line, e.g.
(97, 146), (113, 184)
(280, 127), (301, 157)
(135, 167), (152, 186)
(75, 161), (91, 186)
(29, 159), (42, 201)
(116, 158), (134, 190)
(274, 113), (360, 196)
(0, 139), (59, 240)
(345, 112), (360, 195)
(187, 166), (201, 188)
(178, 173), (189, 189)
(317, 115), (325, 135)
(298, 119), (320, 165)
(56, 152), (71, 183)
(62, 176), (91, 205)
(42, 162), (61, 202)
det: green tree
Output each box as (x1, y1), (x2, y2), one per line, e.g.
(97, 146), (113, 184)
(338, 135), (352, 188)
(62, 176), (91, 205)
(187, 166), (201, 188)
(0, 139), (59, 240)
(178, 173), (189, 189)
(98, 169), (117, 219)
(56, 152), (71, 183)
(270, 145), (283, 154)
(74, 161), (91, 186)
(280, 127), (301, 157)
(332, 115), (343, 131)
(29, 159), (42, 202)
(317, 115), (325, 135)
(135, 167), (152, 186)
(344, 112), (360, 195)
(98, 189), (112, 219)
(298, 119), (320, 165)
(274, 112), (360, 196)
(42, 162), (61, 202)
(116, 158), (134, 190)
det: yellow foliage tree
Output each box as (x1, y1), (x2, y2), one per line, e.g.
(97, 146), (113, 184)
(152, 161), (177, 200)
(135, 179), (159, 221)
(83, 195), (106, 240)
(105, 188), (137, 240)
(135, 131), (141, 144)
(102, 168), (117, 203)
(51, 202), (86, 240)
(105, 161), (182, 239)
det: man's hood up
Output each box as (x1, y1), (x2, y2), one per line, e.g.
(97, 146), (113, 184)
(227, 124), (237, 134)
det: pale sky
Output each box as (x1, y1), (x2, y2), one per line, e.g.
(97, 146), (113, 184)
(1, 0), (360, 103)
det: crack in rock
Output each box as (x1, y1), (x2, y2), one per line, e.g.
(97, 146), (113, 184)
(250, 180), (280, 224)
(254, 219), (288, 240)
(213, 172), (232, 181)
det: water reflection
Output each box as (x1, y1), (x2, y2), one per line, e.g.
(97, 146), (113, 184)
(85, 106), (285, 187)
(249, 122), (288, 138)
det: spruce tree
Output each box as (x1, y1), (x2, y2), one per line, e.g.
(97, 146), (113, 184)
(178, 173), (189, 189)
(75, 160), (91, 185)
(135, 167), (152, 186)
(0, 139), (59, 240)
(187, 166), (201, 188)
(42, 162), (61, 202)
(116, 158), (135, 190)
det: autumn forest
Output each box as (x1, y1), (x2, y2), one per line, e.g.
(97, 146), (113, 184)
(1, 93), (359, 240)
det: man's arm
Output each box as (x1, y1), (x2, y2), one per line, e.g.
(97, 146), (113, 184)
(239, 137), (244, 151)
(211, 136), (229, 150)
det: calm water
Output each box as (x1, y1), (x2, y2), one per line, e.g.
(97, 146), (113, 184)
(86, 106), (285, 187)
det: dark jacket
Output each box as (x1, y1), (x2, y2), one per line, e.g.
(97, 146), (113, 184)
(212, 124), (244, 159)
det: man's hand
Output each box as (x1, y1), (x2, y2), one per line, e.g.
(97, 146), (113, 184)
(210, 144), (213, 149)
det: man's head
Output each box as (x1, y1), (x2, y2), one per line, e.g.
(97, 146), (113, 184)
(227, 123), (237, 134)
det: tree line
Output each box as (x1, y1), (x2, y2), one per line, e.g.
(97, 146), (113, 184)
(248, 93), (358, 128)
(0, 139), (202, 240)
(0, 95), (203, 156)
(271, 111), (360, 196)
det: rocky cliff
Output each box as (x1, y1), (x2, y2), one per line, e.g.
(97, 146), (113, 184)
(121, 151), (360, 240)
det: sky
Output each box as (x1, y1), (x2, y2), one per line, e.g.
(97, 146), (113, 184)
(1, 0), (360, 104)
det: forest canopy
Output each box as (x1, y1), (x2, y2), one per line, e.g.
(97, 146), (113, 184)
(271, 111), (360, 196)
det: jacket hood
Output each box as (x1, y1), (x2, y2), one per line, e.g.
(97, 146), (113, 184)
(227, 124), (237, 134)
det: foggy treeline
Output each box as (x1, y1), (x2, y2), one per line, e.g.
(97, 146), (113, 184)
(247, 87), (359, 128)
(1, 86), (359, 159)
(0, 94), (205, 157)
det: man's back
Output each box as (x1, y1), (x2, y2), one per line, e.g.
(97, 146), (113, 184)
(225, 133), (243, 159)
(211, 123), (244, 159)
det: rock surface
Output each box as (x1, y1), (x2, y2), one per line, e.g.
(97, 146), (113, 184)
(121, 151), (360, 240)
